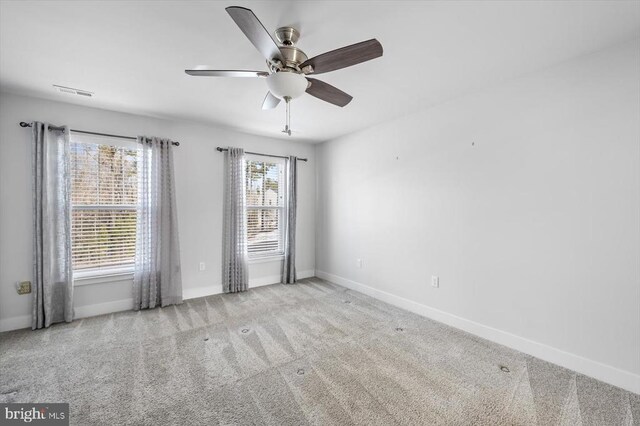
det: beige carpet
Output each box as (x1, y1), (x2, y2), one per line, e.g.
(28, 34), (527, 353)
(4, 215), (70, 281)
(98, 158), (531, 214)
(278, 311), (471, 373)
(1, 278), (638, 425)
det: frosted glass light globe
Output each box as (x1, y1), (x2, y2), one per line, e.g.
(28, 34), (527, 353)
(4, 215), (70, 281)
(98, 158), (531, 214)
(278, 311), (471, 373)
(266, 72), (307, 99)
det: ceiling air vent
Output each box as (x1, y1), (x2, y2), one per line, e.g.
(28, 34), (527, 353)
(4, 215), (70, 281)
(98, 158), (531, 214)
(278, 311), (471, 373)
(53, 85), (94, 98)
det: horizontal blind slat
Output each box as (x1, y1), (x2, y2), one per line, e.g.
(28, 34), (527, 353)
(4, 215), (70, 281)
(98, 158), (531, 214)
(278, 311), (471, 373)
(71, 140), (138, 271)
(245, 156), (285, 257)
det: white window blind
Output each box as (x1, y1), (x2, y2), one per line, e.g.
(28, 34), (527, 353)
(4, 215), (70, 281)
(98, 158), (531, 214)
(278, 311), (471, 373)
(245, 155), (285, 257)
(70, 135), (138, 272)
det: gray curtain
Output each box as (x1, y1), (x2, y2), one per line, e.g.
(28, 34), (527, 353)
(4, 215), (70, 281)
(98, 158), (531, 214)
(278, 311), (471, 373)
(282, 156), (297, 284)
(133, 136), (182, 310)
(222, 147), (248, 293)
(31, 122), (73, 329)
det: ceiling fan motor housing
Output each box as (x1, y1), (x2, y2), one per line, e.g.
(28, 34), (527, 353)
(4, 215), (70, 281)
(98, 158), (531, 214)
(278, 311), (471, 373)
(275, 27), (300, 46)
(268, 27), (308, 72)
(278, 46), (307, 69)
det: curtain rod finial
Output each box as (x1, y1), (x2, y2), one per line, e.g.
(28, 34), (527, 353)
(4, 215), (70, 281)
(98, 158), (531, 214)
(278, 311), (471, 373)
(19, 121), (31, 128)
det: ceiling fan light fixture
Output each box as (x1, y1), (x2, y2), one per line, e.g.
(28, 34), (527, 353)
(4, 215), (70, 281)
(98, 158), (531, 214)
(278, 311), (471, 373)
(266, 72), (307, 100)
(186, 6), (384, 135)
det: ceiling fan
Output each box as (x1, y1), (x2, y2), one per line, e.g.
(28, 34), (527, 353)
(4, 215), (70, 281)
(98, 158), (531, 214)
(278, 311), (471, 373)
(185, 6), (383, 135)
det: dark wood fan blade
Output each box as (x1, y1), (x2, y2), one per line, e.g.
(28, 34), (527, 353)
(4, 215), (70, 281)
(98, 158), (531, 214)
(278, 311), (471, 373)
(300, 39), (383, 75)
(262, 91), (281, 109)
(185, 68), (269, 78)
(226, 6), (283, 62)
(305, 78), (353, 107)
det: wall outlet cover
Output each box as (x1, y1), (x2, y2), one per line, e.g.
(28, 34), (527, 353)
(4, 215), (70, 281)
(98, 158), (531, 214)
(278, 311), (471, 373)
(431, 276), (439, 288)
(17, 281), (32, 295)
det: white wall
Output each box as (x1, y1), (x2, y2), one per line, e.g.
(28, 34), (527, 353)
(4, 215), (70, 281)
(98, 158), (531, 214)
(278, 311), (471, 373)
(315, 39), (640, 392)
(0, 93), (315, 331)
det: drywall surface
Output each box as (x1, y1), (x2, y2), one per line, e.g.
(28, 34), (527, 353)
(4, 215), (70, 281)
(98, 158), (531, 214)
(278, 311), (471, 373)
(0, 93), (315, 330)
(316, 40), (640, 389)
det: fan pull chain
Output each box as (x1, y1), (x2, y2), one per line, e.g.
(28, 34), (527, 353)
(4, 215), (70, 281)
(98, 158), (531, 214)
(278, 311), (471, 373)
(283, 96), (292, 136)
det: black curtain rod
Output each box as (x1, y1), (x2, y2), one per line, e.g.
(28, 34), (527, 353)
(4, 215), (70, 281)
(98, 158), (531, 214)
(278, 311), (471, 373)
(216, 147), (307, 162)
(19, 122), (180, 146)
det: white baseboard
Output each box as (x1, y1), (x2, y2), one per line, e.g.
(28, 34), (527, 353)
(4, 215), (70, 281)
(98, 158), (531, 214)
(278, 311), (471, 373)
(182, 269), (316, 300)
(248, 269), (316, 288)
(298, 269), (315, 280)
(0, 299), (134, 332)
(0, 270), (319, 333)
(250, 274), (285, 288)
(183, 285), (222, 300)
(315, 270), (640, 395)
(74, 298), (133, 319)
(0, 314), (31, 332)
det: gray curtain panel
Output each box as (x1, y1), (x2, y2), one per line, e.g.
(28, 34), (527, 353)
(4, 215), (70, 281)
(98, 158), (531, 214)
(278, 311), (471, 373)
(133, 136), (182, 310)
(31, 122), (74, 329)
(223, 147), (249, 293)
(282, 156), (297, 284)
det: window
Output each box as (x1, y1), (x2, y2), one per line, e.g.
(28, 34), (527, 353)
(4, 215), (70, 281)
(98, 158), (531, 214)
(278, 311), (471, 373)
(245, 155), (286, 258)
(70, 134), (138, 275)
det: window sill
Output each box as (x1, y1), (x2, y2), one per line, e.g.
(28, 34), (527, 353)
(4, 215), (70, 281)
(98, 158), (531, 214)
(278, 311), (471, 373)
(73, 267), (134, 286)
(248, 255), (284, 264)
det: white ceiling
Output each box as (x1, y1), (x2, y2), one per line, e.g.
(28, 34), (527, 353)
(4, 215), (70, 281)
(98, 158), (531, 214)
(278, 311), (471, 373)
(1, 1), (639, 142)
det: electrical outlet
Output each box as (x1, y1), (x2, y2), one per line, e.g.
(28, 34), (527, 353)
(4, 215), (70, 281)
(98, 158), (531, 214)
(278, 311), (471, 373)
(17, 281), (31, 295)
(356, 259), (362, 269)
(199, 262), (206, 271)
(431, 276), (439, 288)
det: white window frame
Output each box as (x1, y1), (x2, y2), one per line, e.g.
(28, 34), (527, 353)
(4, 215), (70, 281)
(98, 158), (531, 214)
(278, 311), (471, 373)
(70, 133), (138, 283)
(245, 154), (287, 260)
